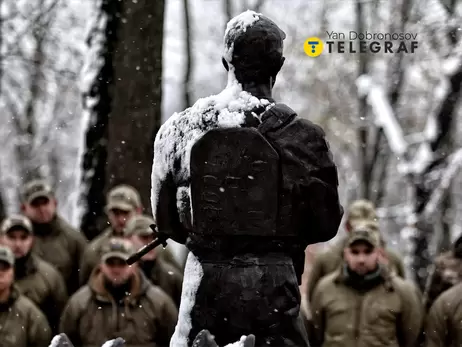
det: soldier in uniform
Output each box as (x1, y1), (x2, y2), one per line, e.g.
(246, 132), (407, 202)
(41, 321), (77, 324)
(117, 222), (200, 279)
(20, 178), (87, 295)
(424, 281), (462, 347)
(423, 235), (462, 311)
(0, 245), (51, 347)
(307, 199), (406, 304)
(310, 223), (422, 347)
(79, 184), (143, 285)
(80, 185), (181, 286)
(60, 238), (178, 347)
(0, 214), (67, 333)
(151, 10), (342, 347)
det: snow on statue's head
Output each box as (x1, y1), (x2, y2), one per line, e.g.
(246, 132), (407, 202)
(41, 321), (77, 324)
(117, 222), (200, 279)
(222, 10), (286, 86)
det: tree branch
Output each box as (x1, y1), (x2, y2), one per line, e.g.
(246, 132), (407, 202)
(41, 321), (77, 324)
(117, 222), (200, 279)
(1, 0), (59, 60)
(423, 148), (462, 219)
(356, 0), (369, 198)
(223, 0), (232, 27)
(252, 0), (265, 12)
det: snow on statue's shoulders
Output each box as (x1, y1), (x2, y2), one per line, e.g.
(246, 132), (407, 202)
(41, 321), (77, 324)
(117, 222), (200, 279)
(154, 80), (272, 184)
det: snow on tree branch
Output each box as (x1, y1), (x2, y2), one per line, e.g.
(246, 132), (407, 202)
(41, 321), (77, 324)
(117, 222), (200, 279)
(356, 64), (462, 226)
(356, 71), (462, 178)
(356, 75), (408, 159)
(423, 148), (462, 219)
(376, 203), (413, 220)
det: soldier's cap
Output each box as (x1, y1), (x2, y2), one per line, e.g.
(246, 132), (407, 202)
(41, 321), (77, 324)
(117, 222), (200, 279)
(347, 223), (380, 248)
(0, 246), (15, 267)
(124, 215), (156, 237)
(20, 179), (54, 204)
(101, 238), (136, 263)
(349, 218), (380, 234)
(346, 199), (377, 223)
(105, 185), (141, 212)
(0, 215), (33, 235)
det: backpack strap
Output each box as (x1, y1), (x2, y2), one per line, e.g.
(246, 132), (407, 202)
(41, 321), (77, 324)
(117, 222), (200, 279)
(258, 103), (297, 135)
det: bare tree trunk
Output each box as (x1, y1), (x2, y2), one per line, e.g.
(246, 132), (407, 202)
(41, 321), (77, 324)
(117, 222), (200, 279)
(183, 0), (192, 108)
(410, 0), (461, 288)
(0, 0), (6, 220)
(356, 0), (369, 199)
(440, 110), (456, 254)
(366, 0), (411, 206)
(106, 0), (165, 213)
(224, 0), (233, 28)
(13, 0), (60, 184)
(243, 0), (265, 12)
(80, 0), (119, 240)
(16, 0), (46, 182)
(412, 64), (462, 290)
(0, 167), (5, 219)
(440, 194), (452, 252)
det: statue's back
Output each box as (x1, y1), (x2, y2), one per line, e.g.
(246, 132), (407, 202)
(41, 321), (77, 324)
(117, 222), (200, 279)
(190, 127), (279, 238)
(184, 125), (310, 347)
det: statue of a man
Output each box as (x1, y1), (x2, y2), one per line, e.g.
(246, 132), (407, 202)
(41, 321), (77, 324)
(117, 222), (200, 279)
(151, 10), (343, 347)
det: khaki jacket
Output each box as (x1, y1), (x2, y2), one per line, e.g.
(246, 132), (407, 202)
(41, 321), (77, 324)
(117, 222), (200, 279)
(307, 237), (406, 303)
(141, 258), (183, 308)
(15, 254), (67, 333)
(60, 267), (178, 347)
(79, 227), (114, 286)
(425, 282), (462, 347)
(310, 267), (422, 347)
(0, 286), (51, 347)
(32, 216), (87, 295)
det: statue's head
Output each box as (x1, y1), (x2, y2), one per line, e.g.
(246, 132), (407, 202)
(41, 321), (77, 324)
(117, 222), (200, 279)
(222, 10), (286, 86)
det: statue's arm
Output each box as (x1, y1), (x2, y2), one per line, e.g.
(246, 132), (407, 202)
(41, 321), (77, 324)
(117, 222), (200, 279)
(151, 128), (189, 245)
(294, 119), (344, 243)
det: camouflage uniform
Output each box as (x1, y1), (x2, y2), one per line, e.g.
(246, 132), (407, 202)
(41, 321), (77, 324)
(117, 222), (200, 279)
(0, 245), (51, 347)
(425, 281), (462, 347)
(60, 238), (178, 347)
(124, 215), (183, 307)
(310, 227), (422, 347)
(424, 235), (462, 311)
(0, 215), (68, 333)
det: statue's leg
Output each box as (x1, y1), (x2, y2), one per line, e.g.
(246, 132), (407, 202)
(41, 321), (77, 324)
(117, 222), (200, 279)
(187, 261), (239, 346)
(170, 252), (205, 347)
(187, 256), (310, 347)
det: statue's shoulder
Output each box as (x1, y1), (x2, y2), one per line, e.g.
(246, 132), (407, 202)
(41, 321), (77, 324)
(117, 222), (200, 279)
(156, 108), (188, 140)
(153, 95), (222, 182)
(157, 96), (218, 141)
